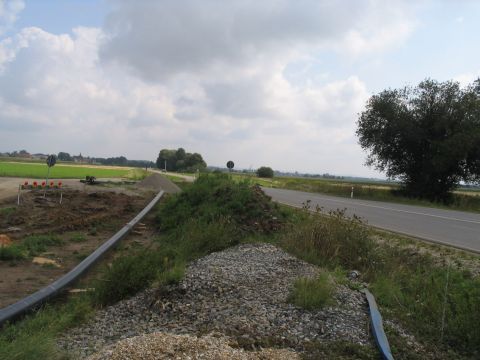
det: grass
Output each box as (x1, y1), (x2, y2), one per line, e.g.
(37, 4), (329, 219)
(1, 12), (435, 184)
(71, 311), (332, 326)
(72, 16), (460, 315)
(0, 161), (131, 179)
(69, 233), (86, 243)
(230, 173), (480, 213)
(0, 295), (93, 360)
(280, 207), (480, 358)
(0, 234), (63, 261)
(288, 272), (334, 310)
(2, 174), (478, 359)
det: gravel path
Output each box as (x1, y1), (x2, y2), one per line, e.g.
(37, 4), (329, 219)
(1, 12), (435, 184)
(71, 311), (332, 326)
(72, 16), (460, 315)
(60, 243), (370, 358)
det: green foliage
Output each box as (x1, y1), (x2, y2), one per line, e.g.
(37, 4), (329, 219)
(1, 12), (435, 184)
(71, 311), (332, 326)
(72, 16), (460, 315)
(91, 248), (170, 306)
(288, 273), (334, 310)
(1, 206), (16, 220)
(0, 295), (93, 360)
(156, 147), (206, 173)
(57, 152), (72, 161)
(357, 78), (480, 201)
(22, 234), (63, 256)
(157, 173), (287, 234)
(230, 173), (480, 213)
(256, 166), (274, 178)
(0, 234), (63, 261)
(282, 208), (375, 272)
(282, 209), (480, 356)
(69, 233), (86, 242)
(0, 245), (26, 261)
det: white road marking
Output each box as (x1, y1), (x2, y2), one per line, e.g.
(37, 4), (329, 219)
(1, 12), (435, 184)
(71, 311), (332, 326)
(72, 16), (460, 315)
(269, 189), (480, 225)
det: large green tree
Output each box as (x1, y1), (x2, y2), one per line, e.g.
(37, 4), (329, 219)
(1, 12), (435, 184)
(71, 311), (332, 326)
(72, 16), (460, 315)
(357, 78), (480, 201)
(156, 148), (206, 172)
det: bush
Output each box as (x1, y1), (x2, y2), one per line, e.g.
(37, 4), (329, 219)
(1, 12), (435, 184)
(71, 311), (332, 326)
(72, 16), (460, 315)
(256, 166), (274, 178)
(288, 273), (334, 310)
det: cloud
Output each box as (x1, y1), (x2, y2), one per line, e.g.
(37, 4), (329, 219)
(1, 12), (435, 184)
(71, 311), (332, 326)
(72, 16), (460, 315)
(100, 0), (415, 81)
(0, 0), (418, 176)
(0, 0), (24, 36)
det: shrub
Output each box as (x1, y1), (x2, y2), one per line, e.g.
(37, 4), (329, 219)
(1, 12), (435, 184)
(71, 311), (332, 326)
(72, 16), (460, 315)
(256, 166), (274, 178)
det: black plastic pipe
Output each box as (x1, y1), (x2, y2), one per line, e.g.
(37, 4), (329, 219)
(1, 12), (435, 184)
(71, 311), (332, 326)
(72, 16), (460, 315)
(0, 190), (165, 327)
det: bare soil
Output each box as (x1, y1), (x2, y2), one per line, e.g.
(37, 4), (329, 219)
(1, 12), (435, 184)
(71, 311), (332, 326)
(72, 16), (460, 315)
(0, 186), (156, 308)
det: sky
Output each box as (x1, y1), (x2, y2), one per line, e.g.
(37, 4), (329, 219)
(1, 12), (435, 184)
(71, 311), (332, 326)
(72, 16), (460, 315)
(0, 0), (479, 177)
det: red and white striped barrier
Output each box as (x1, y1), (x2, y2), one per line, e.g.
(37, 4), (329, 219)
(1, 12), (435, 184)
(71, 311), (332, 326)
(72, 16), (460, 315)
(17, 180), (64, 205)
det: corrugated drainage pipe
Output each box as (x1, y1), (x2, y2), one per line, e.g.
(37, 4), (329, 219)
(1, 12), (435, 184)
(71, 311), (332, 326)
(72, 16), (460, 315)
(0, 190), (165, 327)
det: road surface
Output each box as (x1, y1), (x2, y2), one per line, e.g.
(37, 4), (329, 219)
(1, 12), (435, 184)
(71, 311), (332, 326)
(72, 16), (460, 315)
(263, 187), (480, 253)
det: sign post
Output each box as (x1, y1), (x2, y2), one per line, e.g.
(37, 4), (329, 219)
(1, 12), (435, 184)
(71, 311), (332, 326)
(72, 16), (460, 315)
(44, 155), (57, 197)
(226, 160), (234, 173)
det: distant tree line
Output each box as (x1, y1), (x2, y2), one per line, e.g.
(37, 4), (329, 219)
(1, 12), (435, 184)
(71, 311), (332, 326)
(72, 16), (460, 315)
(156, 148), (206, 172)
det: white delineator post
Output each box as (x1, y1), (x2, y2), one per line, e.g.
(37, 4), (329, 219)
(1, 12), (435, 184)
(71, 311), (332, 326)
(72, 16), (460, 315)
(17, 185), (21, 205)
(351, 186), (354, 198)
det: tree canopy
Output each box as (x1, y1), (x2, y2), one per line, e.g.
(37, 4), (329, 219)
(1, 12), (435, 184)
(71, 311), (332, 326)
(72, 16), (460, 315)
(357, 78), (480, 201)
(257, 166), (274, 178)
(156, 148), (206, 172)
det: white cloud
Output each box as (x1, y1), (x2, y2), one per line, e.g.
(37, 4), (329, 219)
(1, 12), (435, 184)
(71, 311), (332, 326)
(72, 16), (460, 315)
(0, 0), (419, 176)
(454, 71), (480, 87)
(0, 0), (24, 36)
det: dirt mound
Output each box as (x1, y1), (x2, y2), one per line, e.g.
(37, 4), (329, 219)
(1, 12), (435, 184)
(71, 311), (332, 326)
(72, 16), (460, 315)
(0, 234), (12, 247)
(136, 174), (181, 194)
(88, 332), (299, 360)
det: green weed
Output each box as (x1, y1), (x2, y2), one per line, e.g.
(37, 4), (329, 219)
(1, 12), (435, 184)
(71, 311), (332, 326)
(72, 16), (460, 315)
(0, 245), (26, 261)
(22, 234), (63, 256)
(288, 273), (334, 310)
(69, 233), (86, 242)
(0, 295), (93, 360)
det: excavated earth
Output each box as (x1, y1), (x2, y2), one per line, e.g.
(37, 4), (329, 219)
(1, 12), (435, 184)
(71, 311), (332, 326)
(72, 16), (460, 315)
(59, 243), (373, 359)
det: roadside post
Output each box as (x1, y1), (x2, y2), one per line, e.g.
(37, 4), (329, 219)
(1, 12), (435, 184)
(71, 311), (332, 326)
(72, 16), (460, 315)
(44, 155), (57, 197)
(351, 186), (354, 199)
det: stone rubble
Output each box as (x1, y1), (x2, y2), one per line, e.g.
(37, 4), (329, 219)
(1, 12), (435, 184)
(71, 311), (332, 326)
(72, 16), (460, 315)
(59, 243), (370, 358)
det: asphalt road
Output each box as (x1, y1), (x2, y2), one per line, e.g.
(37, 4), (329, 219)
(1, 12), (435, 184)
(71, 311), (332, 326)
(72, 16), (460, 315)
(263, 187), (480, 253)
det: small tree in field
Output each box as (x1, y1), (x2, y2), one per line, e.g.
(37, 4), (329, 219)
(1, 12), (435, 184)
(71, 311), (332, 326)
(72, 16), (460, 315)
(357, 78), (480, 201)
(257, 166), (274, 178)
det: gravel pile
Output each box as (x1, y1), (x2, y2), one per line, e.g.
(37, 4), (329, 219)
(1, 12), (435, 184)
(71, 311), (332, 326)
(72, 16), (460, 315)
(136, 173), (181, 193)
(59, 243), (370, 358)
(87, 332), (299, 360)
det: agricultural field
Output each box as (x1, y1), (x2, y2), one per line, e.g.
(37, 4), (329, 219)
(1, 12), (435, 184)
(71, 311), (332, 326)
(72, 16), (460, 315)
(230, 173), (480, 213)
(0, 161), (147, 180)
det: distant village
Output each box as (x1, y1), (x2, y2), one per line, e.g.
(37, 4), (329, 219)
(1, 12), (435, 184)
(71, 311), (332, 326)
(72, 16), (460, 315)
(0, 150), (154, 168)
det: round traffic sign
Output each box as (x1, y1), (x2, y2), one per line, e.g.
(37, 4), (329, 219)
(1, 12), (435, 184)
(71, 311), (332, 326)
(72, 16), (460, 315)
(226, 161), (234, 169)
(46, 155), (57, 168)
